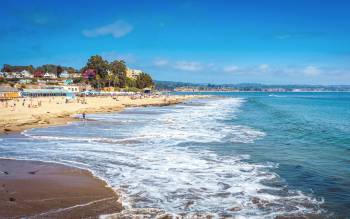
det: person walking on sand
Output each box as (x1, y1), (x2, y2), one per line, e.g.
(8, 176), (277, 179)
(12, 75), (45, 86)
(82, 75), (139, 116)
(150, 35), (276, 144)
(82, 113), (86, 120)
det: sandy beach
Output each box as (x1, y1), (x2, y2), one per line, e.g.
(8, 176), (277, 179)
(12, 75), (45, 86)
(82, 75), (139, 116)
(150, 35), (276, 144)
(0, 94), (198, 218)
(0, 158), (122, 219)
(0, 95), (193, 134)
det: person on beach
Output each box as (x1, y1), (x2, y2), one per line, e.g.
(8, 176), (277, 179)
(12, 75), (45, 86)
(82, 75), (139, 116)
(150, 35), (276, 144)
(82, 113), (86, 120)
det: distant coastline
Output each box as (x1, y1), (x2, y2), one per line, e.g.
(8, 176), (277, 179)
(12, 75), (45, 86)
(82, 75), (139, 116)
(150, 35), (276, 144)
(155, 81), (350, 92)
(172, 90), (350, 93)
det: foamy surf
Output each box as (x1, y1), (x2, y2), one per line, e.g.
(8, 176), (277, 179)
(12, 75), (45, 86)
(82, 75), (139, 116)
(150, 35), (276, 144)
(1, 97), (323, 218)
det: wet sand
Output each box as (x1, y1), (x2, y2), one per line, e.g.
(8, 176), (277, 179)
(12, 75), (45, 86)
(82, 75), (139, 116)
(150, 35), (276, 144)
(0, 159), (122, 219)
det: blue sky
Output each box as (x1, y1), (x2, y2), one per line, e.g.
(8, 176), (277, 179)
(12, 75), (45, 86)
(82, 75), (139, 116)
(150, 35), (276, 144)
(0, 0), (350, 84)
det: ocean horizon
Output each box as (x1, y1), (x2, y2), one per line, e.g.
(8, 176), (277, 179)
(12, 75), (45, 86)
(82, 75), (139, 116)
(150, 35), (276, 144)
(1, 92), (349, 218)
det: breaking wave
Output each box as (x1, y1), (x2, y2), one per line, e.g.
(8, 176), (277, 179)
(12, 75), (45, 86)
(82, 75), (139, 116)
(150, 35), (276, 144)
(3, 97), (323, 218)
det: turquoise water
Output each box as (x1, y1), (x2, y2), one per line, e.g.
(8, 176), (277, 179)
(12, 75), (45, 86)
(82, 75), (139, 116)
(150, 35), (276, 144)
(187, 92), (350, 217)
(0, 92), (349, 218)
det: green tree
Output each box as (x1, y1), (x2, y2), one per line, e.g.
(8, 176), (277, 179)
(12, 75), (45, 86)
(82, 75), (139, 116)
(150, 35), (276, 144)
(135, 72), (154, 89)
(28, 65), (35, 73)
(41, 64), (58, 74)
(113, 75), (119, 87)
(126, 77), (136, 88)
(95, 74), (102, 90)
(109, 60), (127, 88)
(86, 55), (109, 80)
(57, 66), (64, 77)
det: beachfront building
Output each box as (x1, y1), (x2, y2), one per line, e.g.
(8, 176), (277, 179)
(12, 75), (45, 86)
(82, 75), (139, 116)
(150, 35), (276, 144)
(21, 88), (75, 98)
(126, 68), (142, 79)
(103, 87), (115, 92)
(0, 86), (21, 100)
(62, 85), (81, 93)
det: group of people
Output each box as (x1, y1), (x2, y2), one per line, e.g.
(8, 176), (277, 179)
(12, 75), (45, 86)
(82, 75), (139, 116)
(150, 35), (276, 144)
(0, 97), (70, 111)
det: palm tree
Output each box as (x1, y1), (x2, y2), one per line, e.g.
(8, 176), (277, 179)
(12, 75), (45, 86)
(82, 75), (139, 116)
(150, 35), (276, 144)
(113, 75), (119, 87)
(107, 71), (113, 87)
(96, 74), (101, 90)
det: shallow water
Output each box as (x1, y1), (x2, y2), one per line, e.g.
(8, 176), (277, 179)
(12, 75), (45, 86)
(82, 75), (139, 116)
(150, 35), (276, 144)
(1, 92), (349, 218)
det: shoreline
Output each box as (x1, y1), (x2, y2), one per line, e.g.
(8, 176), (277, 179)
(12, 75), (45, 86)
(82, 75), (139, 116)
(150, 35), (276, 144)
(0, 95), (195, 134)
(0, 94), (207, 218)
(0, 158), (122, 218)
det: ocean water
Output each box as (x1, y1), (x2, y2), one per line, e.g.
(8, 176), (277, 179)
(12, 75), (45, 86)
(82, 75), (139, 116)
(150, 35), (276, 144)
(0, 92), (349, 218)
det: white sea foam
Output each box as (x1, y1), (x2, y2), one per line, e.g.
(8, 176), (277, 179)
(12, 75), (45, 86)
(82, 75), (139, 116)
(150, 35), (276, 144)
(2, 97), (323, 218)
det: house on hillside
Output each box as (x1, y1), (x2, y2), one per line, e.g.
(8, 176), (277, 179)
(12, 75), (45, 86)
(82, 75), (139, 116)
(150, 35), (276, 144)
(4, 73), (14, 79)
(19, 79), (32, 84)
(34, 70), (44, 78)
(59, 70), (69, 78)
(126, 68), (142, 79)
(70, 72), (82, 78)
(44, 72), (57, 79)
(64, 79), (74, 85)
(83, 69), (96, 80)
(13, 72), (24, 79)
(21, 70), (33, 78)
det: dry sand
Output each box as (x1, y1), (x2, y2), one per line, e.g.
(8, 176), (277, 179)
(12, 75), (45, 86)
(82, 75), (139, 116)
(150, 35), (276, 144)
(0, 158), (122, 219)
(0, 95), (193, 134)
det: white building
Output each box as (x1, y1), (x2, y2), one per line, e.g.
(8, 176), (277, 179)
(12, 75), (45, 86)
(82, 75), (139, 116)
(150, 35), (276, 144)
(59, 70), (69, 78)
(5, 73), (14, 79)
(126, 68), (142, 79)
(21, 70), (33, 78)
(44, 72), (57, 79)
(70, 73), (82, 78)
(14, 72), (24, 79)
(62, 85), (81, 93)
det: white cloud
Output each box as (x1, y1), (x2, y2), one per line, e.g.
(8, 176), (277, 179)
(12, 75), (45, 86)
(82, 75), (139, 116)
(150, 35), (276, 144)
(82, 20), (133, 38)
(173, 61), (203, 71)
(153, 59), (169, 66)
(258, 64), (270, 72)
(303, 66), (321, 76)
(223, 65), (239, 73)
(153, 59), (208, 72)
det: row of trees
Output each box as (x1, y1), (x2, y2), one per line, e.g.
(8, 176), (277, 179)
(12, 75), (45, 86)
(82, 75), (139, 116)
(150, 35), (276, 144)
(1, 55), (154, 90)
(1, 64), (77, 76)
(82, 55), (154, 90)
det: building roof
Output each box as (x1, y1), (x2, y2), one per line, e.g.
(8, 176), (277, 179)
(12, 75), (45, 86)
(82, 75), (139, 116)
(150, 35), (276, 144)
(0, 86), (19, 92)
(22, 89), (72, 94)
